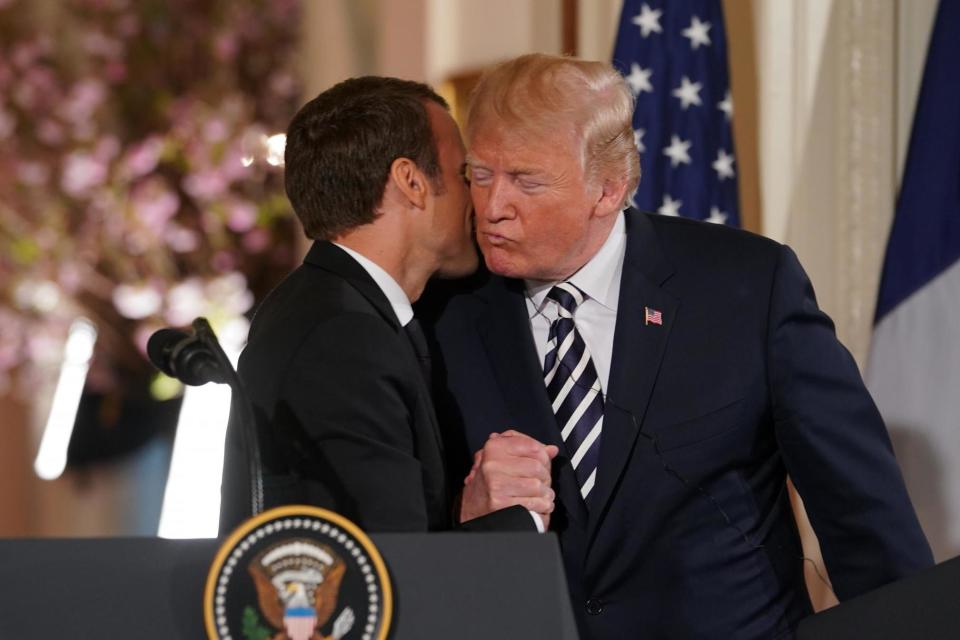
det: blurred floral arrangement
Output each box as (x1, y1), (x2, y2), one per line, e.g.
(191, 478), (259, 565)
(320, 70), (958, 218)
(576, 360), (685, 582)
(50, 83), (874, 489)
(0, 0), (302, 397)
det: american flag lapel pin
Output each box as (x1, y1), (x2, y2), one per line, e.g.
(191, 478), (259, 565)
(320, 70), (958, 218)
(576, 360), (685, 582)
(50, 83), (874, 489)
(644, 306), (663, 326)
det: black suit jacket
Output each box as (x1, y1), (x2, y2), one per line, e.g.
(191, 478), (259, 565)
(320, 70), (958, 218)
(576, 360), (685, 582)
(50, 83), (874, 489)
(220, 241), (531, 535)
(427, 210), (933, 639)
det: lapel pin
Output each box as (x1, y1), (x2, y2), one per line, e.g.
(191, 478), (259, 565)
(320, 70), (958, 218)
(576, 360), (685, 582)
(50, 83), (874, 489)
(644, 307), (663, 326)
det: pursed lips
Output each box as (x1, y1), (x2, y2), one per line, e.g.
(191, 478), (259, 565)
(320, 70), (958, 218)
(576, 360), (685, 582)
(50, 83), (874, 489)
(480, 231), (511, 246)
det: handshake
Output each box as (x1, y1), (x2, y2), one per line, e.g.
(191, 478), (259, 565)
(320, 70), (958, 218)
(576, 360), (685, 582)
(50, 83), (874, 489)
(459, 430), (559, 530)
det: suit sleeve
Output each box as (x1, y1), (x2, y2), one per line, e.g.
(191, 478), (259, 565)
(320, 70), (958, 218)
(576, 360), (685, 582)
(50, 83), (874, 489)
(767, 244), (933, 599)
(279, 312), (430, 532)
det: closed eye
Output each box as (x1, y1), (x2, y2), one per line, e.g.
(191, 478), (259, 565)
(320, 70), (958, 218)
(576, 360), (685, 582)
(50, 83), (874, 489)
(469, 167), (493, 186)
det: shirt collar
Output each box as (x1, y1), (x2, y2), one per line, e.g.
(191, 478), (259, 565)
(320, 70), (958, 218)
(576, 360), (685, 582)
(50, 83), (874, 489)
(525, 210), (627, 317)
(333, 242), (414, 326)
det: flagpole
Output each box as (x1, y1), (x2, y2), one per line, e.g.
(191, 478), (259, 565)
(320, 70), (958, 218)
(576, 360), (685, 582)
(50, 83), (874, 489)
(562, 0), (578, 56)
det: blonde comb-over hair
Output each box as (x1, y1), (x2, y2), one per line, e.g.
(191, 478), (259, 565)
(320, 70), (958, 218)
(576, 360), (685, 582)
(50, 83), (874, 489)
(465, 53), (640, 202)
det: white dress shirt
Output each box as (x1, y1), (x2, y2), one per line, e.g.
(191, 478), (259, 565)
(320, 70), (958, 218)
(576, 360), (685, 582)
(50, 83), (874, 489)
(525, 211), (627, 394)
(333, 243), (413, 326)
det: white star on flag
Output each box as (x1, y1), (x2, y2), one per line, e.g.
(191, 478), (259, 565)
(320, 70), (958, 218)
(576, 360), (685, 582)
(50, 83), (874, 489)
(712, 149), (735, 180)
(658, 194), (682, 217)
(707, 207), (728, 224)
(634, 128), (646, 153)
(663, 135), (692, 167)
(682, 16), (712, 49)
(717, 91), (733, 120)
(632, 3), (663, 38)
(625, 63), (653, 95)
(613, 0), (741, 226)
(672, 76), (702, 110)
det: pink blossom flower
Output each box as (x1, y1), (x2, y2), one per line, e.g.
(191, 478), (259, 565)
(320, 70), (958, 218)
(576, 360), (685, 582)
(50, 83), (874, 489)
(226, 201), (257, 232)
(122, 135), (164, 178)
(60, 79), (106, 125)
(61, 151), (108, 197)
(95, 135), (121, 162)
(203, 117), (229, 143)
(131, 178), (180, 232)
(183, 169), (228, 201)
(27, 332), (65, 365)
(219, 144), (251, 182)
(164, 225), (199, 253)
(83, 30), (123, 59)
(57, 263), (85, 294)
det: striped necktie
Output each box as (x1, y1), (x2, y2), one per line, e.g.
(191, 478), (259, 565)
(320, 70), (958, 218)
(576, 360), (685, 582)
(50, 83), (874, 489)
(542, 282), (604, 503)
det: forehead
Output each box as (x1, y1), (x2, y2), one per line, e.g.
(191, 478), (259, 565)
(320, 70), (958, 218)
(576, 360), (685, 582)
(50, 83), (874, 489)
(467, 122), (580, 172)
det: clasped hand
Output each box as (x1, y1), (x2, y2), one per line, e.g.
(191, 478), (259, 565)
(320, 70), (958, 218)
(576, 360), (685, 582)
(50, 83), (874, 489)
(459, 430), (559, 529)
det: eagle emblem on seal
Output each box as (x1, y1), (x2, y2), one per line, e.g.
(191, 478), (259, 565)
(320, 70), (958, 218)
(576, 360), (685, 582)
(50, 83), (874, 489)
(249, 538), (355, 640)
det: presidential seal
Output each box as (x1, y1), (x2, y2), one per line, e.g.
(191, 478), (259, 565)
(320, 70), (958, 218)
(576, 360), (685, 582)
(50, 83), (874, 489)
(205, 506), (392, 640)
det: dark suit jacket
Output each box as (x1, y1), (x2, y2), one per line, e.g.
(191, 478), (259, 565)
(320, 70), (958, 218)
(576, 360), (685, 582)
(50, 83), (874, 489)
(220, 241), (531, 535)
(426, 210), (933, 639)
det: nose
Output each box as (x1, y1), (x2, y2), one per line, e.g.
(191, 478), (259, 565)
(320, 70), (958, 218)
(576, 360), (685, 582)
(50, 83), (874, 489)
(478, 177), (515, 223)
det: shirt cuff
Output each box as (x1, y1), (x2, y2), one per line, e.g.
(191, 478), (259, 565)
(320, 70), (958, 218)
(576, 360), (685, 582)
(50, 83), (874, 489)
(528, 510), (546, 533)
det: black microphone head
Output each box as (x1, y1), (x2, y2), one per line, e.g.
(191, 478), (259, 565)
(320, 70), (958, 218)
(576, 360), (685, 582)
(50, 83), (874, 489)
(147, 328), (191, 377)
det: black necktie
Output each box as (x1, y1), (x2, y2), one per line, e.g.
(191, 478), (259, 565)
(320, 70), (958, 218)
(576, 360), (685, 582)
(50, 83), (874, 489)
(404, 317), (432, 384)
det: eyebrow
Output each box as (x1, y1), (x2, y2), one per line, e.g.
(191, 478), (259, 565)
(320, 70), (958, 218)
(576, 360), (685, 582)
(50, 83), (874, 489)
(464, 156), (545, 176)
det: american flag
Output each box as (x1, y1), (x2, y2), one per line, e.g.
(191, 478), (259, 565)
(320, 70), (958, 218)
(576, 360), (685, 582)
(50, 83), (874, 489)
(612, 0), (740, 227)
(645, 307), (663, 326)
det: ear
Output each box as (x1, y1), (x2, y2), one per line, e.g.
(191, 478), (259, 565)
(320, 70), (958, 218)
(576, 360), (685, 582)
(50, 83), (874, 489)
(389, 156), (429, 209)
(592, 176), (630, 219)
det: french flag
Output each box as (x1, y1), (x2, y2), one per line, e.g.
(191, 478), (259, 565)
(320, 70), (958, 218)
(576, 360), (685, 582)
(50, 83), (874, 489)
(866, 0), (960, 562)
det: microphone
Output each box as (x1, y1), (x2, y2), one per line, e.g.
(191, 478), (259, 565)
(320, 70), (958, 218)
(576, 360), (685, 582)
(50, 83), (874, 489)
(147, 327), (229, 386)
(146, 317), (264, 521)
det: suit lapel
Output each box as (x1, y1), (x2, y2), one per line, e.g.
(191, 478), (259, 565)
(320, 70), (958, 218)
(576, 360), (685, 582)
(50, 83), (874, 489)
(304, 241), (401, 329)
(304, 241), (447, 458)
(587, 212), (678, 541)
(476, 278), (589, 527)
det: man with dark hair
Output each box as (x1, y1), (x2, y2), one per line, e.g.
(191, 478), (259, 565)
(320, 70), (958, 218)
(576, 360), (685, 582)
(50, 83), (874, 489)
(219, 76), (555, 534)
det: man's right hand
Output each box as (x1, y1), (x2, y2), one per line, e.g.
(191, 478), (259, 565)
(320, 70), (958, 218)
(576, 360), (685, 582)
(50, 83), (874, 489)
(459, 430), (559, 529)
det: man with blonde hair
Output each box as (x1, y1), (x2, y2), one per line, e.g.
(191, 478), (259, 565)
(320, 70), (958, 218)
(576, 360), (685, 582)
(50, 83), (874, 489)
(426, 53), (932, 638)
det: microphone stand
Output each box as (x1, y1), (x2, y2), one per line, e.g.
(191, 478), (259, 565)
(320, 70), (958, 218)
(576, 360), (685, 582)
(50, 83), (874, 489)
(188, 318), (264, 519)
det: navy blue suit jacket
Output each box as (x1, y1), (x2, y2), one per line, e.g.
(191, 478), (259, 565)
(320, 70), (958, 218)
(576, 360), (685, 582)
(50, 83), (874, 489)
(427, 210), (932, 639)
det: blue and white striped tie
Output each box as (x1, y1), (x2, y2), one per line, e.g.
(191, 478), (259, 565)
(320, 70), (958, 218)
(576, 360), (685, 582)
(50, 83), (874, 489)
(543, 282), (603, 504)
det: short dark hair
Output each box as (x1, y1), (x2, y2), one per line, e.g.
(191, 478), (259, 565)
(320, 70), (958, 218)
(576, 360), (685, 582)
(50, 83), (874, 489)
(283, 76), (449, 240)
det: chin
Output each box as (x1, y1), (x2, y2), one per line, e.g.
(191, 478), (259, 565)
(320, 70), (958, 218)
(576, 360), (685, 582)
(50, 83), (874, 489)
(481, 251), (522, 278)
